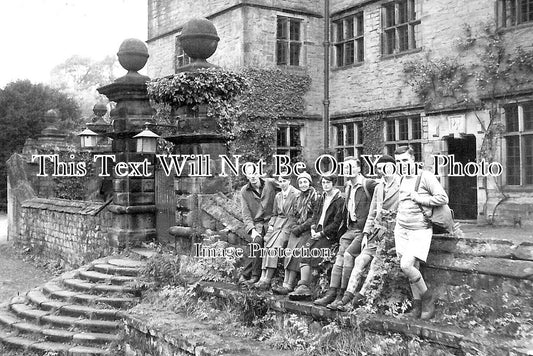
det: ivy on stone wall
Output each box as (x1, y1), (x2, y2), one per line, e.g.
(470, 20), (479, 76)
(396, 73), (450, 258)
(148, 67), (311, 165)
(402, 22), (533, 223)
(234, 68), (311, 164)
(362, 115), (384, 157)
(147, 68), (248, 140)
(51, 150), (93, 200)
(403, 54), (470, 110)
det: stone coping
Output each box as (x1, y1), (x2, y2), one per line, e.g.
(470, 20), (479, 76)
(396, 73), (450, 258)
(21, 198), (107, 216)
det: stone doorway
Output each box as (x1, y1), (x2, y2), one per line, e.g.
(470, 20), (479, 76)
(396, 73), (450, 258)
(446, 135), (478, 220)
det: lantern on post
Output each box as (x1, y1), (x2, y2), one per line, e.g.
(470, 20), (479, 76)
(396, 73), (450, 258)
(133, 125), (160, 153)
(78, 128), (99, 148)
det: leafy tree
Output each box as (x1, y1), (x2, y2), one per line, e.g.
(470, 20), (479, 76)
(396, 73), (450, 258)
(0, 80), (80, 210)
(50, 55), (118, 118)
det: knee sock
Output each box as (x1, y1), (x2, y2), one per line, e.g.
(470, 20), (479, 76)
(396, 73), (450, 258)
(357, 255), (375, 296)
(341, 253), (355, 289)
(330, 263), (342, 288)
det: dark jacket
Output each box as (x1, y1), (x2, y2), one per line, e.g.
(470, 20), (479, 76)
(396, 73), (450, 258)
(291, 187), (319, 237)
(310, 189), (345, 242)
(339, 177), (377, 234)
(240, 178), (278, 234)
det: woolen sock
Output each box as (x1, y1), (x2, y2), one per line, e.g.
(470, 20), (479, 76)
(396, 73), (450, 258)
(330, 264), (342, 288)
(341, 256), (354, 289)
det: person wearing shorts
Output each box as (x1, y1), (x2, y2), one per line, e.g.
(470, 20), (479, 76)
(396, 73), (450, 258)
(394, 145), (448, 320)
(330, 154), (400, 311)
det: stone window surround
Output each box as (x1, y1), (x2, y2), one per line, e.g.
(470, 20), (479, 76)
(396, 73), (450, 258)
(332, 12), (364, 67)
(276, 15), (304, 66)
(384, 115), (423, 162)
(497, 0), (533, 28)
(380, 0), (422, 58)
(276, 123), (303, 162)
(502, 100), (533, 186)
(333, 120), (364, 161)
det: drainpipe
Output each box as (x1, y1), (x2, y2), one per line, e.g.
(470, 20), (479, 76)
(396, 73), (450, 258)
(323, 0), (330, 150)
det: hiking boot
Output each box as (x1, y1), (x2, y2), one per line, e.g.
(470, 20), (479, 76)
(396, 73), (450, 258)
(245, 276), (260, 286)
(272, 286), (292, 295)
(420, 291), (435, 320)
(336, 292), (365, 312)
(403, 299), (422, 319)
(238, 275), (249, 285)
(313, 287), (337, 306)
(288, 283), (312, 301)
(326, 288), (346, 310)
(254, 280), (271, 291)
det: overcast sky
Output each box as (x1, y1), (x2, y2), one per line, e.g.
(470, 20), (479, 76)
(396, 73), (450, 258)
(0, 0), (147, 88)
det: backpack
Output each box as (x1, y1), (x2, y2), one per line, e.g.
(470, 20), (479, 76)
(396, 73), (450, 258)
(414, 173), (455, 235)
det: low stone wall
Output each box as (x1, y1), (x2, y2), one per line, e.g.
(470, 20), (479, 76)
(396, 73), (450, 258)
(16, 198), (113, 267)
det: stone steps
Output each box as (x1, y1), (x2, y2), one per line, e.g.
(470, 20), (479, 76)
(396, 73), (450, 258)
(0, 305), (119, 345)
(27, 289), (120, 320)
(43, 281), (139, 309)
(0, 256), (146, 355)
(62, 278), (138, 295)
(77, 270), (136, 285)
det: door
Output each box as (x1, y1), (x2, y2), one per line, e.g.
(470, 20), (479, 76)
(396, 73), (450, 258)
(446, 135), (478, 220)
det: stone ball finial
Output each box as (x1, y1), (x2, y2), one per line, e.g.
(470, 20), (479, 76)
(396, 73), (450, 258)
(117, 38), (149, 72)
(93, 103), (108, 117)
(44, 109), (59, 120)
(180, 18), (220, 60)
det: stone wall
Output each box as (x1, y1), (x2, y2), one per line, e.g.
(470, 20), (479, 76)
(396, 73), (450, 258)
(17, 198), (114, 268)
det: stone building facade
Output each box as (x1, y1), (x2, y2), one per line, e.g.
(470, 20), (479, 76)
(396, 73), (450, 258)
(146, 0), (533, 226)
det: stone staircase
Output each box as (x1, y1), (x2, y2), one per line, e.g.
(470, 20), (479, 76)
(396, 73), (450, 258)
(0, 256), (145, 355)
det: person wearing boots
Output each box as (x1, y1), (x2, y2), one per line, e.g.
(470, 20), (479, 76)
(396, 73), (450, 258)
(394, 145), (448, 320)
(314, 157), (377, 308)
(330, 154), (400, 311)
(288, 174), (344, 300)
(239, 173), (278, 285)
(273, 172), (318, 295)
(255, 175), (300, 290)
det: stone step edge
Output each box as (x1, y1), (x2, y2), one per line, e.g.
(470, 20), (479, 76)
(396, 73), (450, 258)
(61, 278), (139, 294)
(0, 327), (111, 355)
(7, 303), (119, 332)
(26, 289), (120, 320)
(77, 270), (137, 285)
(194, 281), (531, 356)
(425, 254), (533, 280)
(0, 310), (120, 345)
(42, 282), (139, 308)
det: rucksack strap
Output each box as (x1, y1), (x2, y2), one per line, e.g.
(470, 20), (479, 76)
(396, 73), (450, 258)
(362, 178), (371, 200)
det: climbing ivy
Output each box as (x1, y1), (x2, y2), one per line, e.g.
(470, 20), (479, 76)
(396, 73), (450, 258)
(362, 115), (384, 158)
(402, 22), (533, 223)
(148, 67), (311, 165)
(234, 68), (311, 164)
(147, 68), (248, 140)
(403, 54), (470, 109)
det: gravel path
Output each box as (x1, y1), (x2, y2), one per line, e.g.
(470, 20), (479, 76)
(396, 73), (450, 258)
(0, 214), (52, 304)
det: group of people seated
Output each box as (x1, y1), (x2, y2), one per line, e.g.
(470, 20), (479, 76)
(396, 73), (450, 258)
(238, 146), (449, 320)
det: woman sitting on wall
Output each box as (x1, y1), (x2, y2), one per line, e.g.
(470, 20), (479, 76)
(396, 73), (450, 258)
(272, 172), (318, 295)
(288, 174), (344, 300)
(255, 175), (300, 290)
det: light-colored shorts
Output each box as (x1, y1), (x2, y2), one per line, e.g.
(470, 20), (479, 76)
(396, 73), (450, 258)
(394, 224), (432, 262)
